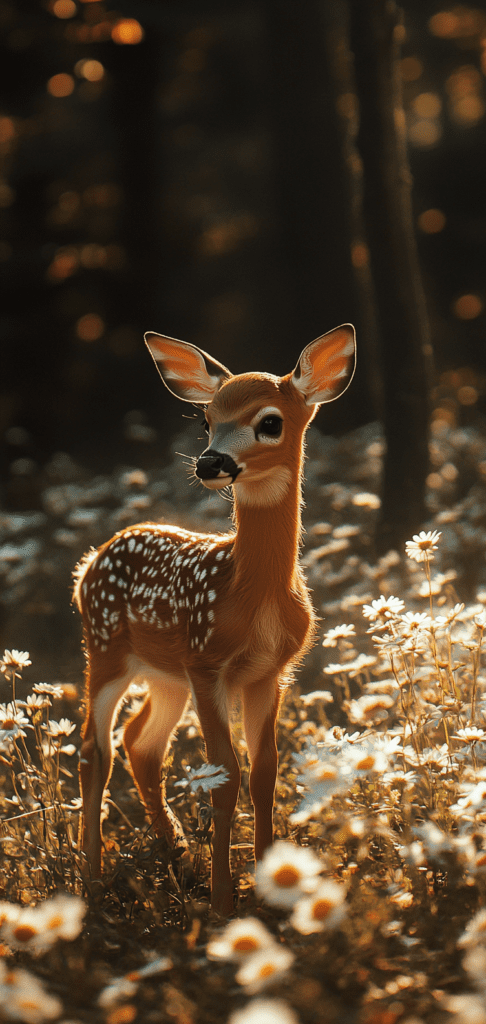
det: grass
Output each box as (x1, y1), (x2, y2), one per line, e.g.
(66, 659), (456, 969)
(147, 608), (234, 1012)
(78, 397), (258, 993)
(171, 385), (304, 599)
(2, 422), (486, 1023)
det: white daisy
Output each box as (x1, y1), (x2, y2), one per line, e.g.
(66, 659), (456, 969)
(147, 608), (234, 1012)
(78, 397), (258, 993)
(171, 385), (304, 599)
(2, 966), (63, 1023)
(362, 596), (405, 621)
(401, 611), (432, 630)
(458, 908), (486, 948)
(44, 718), (76, 738)
(0, 649), (31, 672)
(207, 917), (275, 961)
(37, 892), (85, 941)
(454, 727), (486, 744)
(405, 530), (441, 562)
(255, 842), (324, 909)
(290, 879), (347, 934)
(0, 703), (31, 740)
(323, 654), (377, 676)
(322, 624), (356, 647)
(0, 704), (30, 729)
(32, 683), (64, 698)
(346, 693), (395, 726)
(229, 998), (300, 1024)
(1, 903), (56, 956)
(299, 690), (333, 706)
(297, 756), (353, 803)
(436, 604), (467, 626)
(25, 694), (52, 711)
(0, 893), (85, 955)
(235, 946), (294, 994)
(98, 977), (138, 1008)
(174, 762), (229, 794)
(344, 735), (395, 773)
(351, 492), (381, 509)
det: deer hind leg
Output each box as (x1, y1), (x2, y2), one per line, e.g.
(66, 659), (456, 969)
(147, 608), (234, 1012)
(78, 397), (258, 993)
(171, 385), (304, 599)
(189, 672), (241, 915)
(123, 674), (190, 855)
(80, 673), (131, 878)
(242, 676), (281, 863)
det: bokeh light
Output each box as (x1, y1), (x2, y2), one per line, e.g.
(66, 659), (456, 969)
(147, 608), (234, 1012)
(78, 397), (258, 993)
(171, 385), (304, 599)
(350, 242), (370, 268)
(408, 119), (442, 147)
(452, 293), (483, 319)
(51, 0), (76, 18)
(446, 66), (481, 98)
(111, 19), (144, 45)
(451, 94), (485, 125)
(0, 117), (15, 144)
(47, 73), (75, 98)
(417, 209), (446, 234)
(74, 59), (105, 82)
(76, 313), (104, 341)
(432, 367), (484, 431)
(429, 9), (486, 39)
(79, 243), (107, 268)
(47, 247), (79, 281)
(83, 183), (121, 207)
(400, 56), (423, 82)
(412, 92), (442, 118)
(458, 385), (478, 405)
(446, 66), (485, 126)
(198, 213), (258, 255)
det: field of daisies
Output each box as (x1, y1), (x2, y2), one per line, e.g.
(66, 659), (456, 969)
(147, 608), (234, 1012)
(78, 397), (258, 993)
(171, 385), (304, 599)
(3, 419), (486, 1024)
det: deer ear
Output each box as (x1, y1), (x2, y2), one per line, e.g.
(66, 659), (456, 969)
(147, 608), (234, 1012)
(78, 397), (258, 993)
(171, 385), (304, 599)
(145, 333), (231, 404)
(291, 324), (356, 405)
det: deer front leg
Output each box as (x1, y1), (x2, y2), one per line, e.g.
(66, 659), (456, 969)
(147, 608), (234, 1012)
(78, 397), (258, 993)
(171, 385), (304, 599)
(242, 676), (281, 862)
(189, 674), (240, 915)
(79, 674), (130, 879)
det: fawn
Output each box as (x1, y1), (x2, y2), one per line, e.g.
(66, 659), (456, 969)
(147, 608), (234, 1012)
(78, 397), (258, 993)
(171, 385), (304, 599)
(74, 325), (356, 913)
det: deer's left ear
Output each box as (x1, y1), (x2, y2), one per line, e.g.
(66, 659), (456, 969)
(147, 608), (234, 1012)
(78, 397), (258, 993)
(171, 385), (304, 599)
(145, 333), (231, 403)
(291, 324), (356, 405)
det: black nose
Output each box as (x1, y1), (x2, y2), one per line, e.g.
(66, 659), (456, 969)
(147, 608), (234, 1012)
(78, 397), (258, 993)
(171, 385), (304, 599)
(196, 449), (241, 482)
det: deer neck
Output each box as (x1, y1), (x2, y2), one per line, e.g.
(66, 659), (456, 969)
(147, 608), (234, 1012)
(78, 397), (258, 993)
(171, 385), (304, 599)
(231, 451), (304, 595)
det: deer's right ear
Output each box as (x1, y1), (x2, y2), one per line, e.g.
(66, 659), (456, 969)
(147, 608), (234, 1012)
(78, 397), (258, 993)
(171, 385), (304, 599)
(145, 333), (231, 404)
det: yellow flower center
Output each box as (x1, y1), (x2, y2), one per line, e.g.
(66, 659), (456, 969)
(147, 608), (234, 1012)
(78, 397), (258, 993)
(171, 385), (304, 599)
(312, 899), (334, 921)
(47, 914), (64, 930)
(355, 756), (375, 770)
(273, 864), (300, 887)
(233, 936), (259, 952)
(13, 924), (37, 943)
(315, 767), (337, 781)
(2, 720), (15, 731)
(259, 963), (276, 978)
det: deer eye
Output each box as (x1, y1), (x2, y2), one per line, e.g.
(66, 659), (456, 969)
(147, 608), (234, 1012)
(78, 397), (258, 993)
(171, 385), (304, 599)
(257, 415), (283, 438)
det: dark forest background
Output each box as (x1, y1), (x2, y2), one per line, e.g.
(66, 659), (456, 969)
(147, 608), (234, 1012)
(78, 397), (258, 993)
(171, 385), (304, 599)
(1, 0), (486, 489)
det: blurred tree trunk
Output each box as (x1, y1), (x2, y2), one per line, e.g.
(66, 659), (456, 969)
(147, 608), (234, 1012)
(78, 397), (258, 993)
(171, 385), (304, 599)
(349, 0), (434, 554)
(103, 29), (167, 331)
(263, 0), (369, 431)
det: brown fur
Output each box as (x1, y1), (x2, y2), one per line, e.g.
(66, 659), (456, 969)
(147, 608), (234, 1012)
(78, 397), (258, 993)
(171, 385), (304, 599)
(75, 326), (355, 913)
